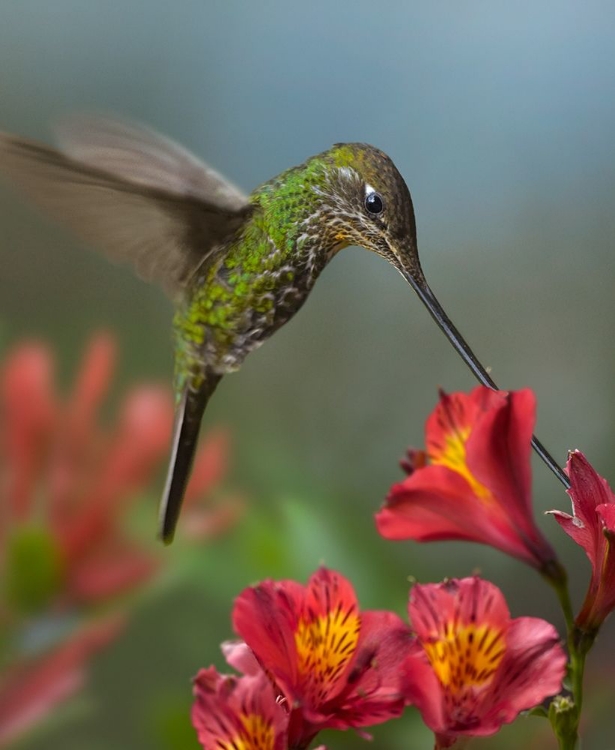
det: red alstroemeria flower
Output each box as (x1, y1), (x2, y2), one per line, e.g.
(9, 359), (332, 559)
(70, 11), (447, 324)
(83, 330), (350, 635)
(549, 451), (615, 631)
(376, 387), (558, 571)
(192, 666), (289, 750)
(403, 577), (567, 749)
(232, 567), (416, 749)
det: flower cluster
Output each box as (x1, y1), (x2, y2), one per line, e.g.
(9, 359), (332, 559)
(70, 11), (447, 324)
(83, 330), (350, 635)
(6, 327), (611, 750)
(192, 385), (615, 749)
(191, 569), (565, 749)
(193, 567), (418, 748)
(0, 334), (241, 746)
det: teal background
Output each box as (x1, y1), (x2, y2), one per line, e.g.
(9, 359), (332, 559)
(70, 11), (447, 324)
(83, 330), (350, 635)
(1, 1), (615, 747)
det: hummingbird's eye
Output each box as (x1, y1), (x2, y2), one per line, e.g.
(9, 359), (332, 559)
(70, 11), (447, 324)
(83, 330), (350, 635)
(364, 191), (384, 216)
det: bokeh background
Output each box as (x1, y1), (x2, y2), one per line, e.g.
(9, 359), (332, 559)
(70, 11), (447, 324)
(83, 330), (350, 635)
(1, 1), (615, 748)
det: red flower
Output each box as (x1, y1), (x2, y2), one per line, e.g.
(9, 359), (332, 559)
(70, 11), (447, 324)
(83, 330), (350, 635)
(192, 666), (289, 750)
(1, 333), (240, 612)
(549, 451), (615, 631)
(1, 335), (166, 611)
(0, 333), (240, 744)
(376, 387), (558, 571)
(0, 615), (123, 747)
(402, 577), (567, 749)
(232, 567), (416, 748)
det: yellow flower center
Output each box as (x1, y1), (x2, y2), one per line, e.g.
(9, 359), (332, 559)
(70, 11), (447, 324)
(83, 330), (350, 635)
(218, 713), (275, 750)
(423, 622), (506, 695)
(294, 604), (361, 700)
(431, 426), (492, 502)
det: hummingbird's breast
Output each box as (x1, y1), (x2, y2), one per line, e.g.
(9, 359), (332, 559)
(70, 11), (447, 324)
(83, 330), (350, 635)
(175, 225), (330, 377)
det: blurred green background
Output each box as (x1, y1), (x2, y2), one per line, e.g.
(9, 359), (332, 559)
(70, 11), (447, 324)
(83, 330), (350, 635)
(1, 1), (615, 748)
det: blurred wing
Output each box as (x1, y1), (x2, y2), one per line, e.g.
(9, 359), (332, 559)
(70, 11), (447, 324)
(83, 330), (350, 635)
(55, 115), (248, 210)
(0, 118), (252, 298)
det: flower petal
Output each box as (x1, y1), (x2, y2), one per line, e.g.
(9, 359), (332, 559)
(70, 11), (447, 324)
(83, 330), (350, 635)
(550, 452), (615, 629)
(233, 578), (303, 700)
(376, 465), (541, 565)
(465, 389), (534, 520)
(192, 667), (287, 750)
(58, 385), (173, 562)
(409, 577), (509, 642)
(320, 610), (414, 729)
(405, 577), (566, 743)
(182, 495), (244, 542)
(379, 387), (557, 569)
(400, 651), (447, 734)
(233, 568), (413, 743)
(480, 617), (566, 734)
(184, 428), (229, 507)
(552, 451), (614, 560)
(1, 343), (56, 523)
(66, 539), (159, 604)
(463, 388), (556, 566)
(221, 640), (262, 676)
(425, 388), (502, 465)
(63, 332), (116, 466)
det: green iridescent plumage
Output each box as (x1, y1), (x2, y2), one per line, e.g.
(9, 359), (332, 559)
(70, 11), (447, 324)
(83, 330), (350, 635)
(173, 143), (415, 383)
(174, 151), (338, 380)
(0, 116), (569, 544)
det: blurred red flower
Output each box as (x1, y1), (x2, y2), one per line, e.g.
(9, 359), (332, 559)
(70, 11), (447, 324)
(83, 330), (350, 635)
(0, 615), (123, 747)
(549, 451), (615, 632)
(402, 577), (567, 749)
(179, 426), (244, 542)
(0, 333), (240, 745)
(375, 387), (558, 571)
(232, 567), (416, 748)
(1, 334), (167, 613)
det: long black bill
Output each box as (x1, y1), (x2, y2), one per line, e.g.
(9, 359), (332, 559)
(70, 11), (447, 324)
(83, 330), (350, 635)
(402, 269), (570, 490)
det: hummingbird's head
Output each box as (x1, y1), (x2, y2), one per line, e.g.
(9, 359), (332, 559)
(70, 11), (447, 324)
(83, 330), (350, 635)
(317, 143), (426, 285)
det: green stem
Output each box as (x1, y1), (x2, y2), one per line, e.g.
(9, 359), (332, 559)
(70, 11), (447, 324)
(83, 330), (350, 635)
(568, 626), (597, 722)
(542, 559), (574, 632)
(543, 560), (597, 750)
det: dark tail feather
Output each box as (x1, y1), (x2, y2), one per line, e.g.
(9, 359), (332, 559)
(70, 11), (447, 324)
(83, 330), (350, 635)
(158, 373), (221, 544)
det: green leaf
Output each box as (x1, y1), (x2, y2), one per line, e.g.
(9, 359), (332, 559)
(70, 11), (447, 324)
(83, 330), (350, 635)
(4, 526), (64, 615)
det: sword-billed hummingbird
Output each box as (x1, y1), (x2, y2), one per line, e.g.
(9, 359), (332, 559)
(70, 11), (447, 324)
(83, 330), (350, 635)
(0, 116), (569, 543)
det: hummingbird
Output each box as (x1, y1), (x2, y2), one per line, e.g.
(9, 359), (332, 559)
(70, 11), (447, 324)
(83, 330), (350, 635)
(0, 116), (569, 543)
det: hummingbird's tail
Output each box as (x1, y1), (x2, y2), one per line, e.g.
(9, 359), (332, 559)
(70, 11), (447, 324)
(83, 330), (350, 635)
(158, 373), (222, 544)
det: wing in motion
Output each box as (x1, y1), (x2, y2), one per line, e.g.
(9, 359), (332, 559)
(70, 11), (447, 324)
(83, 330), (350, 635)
(0, 116), (253, 298)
